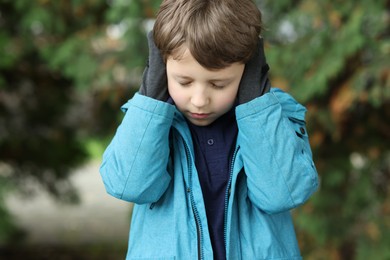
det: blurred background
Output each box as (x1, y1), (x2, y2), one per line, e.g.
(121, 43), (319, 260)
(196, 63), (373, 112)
(0, 0), (389, 259)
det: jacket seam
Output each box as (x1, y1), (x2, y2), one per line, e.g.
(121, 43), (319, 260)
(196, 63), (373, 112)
(120, 102), (162, 200)
(236, 94), (279, 120)
(128, 103), (175, 120)
(268, 93), (301, 207)
(259, 121), (297, 209)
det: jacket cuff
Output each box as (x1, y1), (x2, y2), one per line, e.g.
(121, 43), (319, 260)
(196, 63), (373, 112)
(235, 91), (279, 119)
(121, 93), (175, 119)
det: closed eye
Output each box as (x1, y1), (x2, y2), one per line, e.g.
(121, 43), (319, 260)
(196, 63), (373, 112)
(178, 81), (192, 87)
(211, 83), (225, 89)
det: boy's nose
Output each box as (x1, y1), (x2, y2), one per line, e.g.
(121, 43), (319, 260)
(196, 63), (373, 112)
(191, 89), (209, 108)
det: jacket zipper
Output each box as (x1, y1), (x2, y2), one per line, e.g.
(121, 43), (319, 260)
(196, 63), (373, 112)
(183, 140), (204, 260)
(224, 146), (240, 250)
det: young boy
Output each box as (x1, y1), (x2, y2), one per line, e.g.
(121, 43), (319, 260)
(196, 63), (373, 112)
(100, 0), (319, 259)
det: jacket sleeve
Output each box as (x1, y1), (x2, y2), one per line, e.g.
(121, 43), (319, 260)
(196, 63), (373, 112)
(99, 93), (175, 204)
(236, 88), (319, 214)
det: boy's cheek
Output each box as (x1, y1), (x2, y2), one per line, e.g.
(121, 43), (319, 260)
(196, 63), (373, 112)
(166, 83), (181, 105)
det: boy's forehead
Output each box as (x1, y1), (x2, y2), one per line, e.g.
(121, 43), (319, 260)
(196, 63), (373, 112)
(168, 46), (240, 70)
(167, 49), (244, 80)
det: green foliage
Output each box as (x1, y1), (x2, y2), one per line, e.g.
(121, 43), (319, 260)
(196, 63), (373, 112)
(0, 178), (17, 245)
(0, 0), (144, 244)
(261, 0), (390, 258)
(264, 0), (389, 103)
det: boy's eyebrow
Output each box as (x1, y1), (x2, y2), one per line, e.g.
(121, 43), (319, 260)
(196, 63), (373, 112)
(210, 78), (234, 83)
(173, 74), (193, 80)
(173, 74), (235, 83)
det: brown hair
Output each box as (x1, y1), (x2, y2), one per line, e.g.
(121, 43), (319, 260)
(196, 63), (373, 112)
(153, 0), (262, 69)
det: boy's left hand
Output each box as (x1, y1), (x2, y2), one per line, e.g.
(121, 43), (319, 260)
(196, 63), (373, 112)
(237, 38), (271, 104)
(138, 31), (169, 101)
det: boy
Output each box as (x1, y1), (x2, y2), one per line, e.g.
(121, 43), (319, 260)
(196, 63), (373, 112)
(100, 0), (319, 259)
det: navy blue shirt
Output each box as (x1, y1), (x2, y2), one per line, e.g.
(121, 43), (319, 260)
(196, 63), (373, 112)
(188, 108), (238, 260)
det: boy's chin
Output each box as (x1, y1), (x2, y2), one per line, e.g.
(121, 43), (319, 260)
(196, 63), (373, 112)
(186, 117), (215, 127)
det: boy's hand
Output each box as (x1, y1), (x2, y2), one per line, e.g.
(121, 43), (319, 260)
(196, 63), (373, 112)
(237, 38), (271, 104)
(139, 31), (169, 101)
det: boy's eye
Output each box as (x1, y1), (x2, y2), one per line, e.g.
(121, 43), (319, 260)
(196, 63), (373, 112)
(211, 83), (225, 89)
(179, 81), (191, 87)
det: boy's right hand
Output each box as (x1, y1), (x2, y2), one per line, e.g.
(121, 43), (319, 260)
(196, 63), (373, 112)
(138, 31), (169, 101)
(237, 37), (271, 104)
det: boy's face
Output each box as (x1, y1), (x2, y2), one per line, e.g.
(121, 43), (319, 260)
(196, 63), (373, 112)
(166, 48), (244, 126)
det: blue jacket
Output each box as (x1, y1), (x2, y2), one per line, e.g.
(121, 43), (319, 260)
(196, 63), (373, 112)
(100, 88), (319, 260)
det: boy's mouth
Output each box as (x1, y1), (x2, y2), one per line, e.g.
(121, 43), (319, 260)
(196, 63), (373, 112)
(189, 113), (210, 119)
